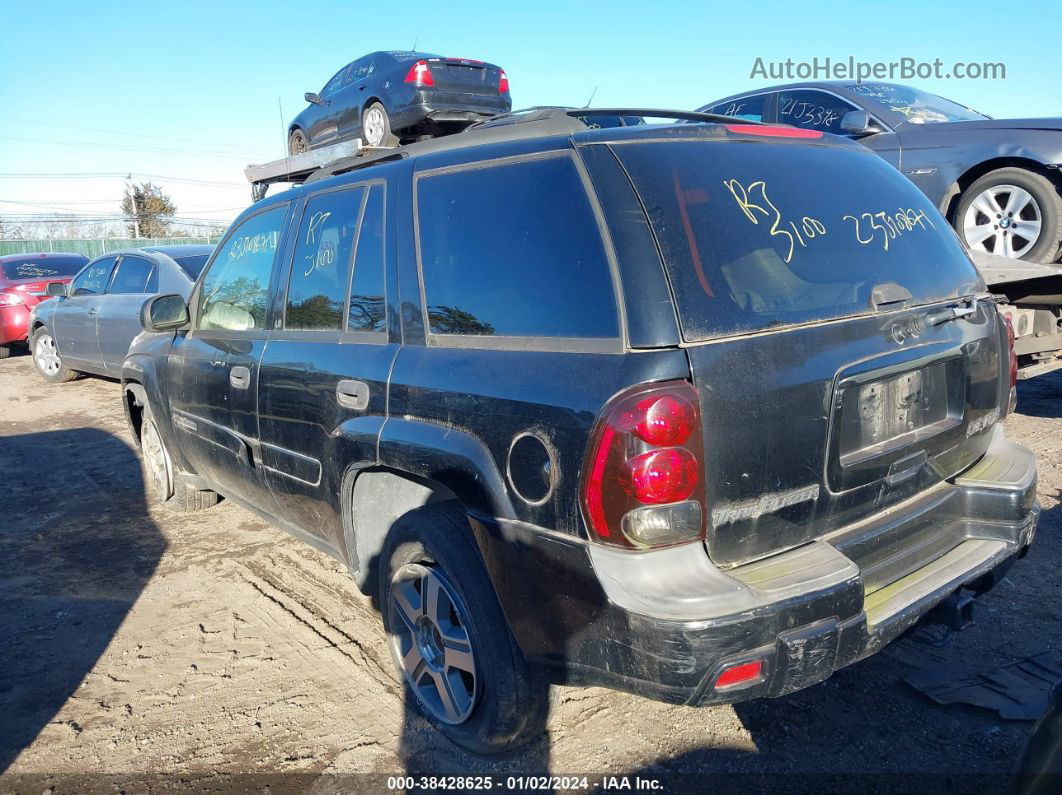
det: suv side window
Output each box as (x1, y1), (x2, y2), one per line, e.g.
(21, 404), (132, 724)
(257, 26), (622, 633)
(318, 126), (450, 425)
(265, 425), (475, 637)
(71, 256), (117, 296)
(416, 154), (619, 341)
(108, 255), (156, 294)
(707, 94), (766, 122)
(776, 89), (858, 134)
(348, 184), (386, 332)
(285, 187), (366, 331)
(198, 206), (287, 331)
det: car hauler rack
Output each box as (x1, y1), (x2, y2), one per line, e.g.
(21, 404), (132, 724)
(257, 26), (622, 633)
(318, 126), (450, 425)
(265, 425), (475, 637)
(244, 139), (396, 201)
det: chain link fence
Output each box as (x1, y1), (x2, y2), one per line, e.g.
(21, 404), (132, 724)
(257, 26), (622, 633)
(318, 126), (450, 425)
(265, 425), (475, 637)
(0, 237), (222, 258)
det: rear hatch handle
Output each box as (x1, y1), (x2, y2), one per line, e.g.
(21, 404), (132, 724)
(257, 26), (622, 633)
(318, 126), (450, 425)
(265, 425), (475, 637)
(870, 282), (913, 311)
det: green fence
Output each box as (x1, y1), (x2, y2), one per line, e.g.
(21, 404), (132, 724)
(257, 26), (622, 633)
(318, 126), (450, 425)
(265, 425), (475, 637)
(0, 237), (223, 258)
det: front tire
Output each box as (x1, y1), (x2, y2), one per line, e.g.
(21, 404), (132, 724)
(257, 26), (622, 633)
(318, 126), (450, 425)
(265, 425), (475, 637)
(288, 128), (308, 156)
(361, 102), (399, 147)
(955, 168), (1062, 262)
(0, 344), (12, 359)
(379, 503), (548, 754)
(135, 395), (220, 512)
(30, 326), (77, 383)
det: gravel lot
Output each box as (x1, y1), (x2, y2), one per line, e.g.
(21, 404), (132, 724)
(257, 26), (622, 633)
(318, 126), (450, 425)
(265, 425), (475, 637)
(0, 352), (1058, 793)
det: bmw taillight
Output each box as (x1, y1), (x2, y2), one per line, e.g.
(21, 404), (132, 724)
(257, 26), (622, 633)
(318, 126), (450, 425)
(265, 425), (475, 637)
(404, 60), (434, 87)
(498, 69), (509, 93)
(581, 381), (705, 549)
(1002, 314), (1018, 414)
(0, 290), (25, 307)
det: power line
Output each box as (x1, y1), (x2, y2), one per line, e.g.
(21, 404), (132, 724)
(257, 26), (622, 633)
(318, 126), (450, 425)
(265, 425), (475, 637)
(0, 114), (265, 151)
(0, 172), (247, 187)
(0, 134), (268, 160)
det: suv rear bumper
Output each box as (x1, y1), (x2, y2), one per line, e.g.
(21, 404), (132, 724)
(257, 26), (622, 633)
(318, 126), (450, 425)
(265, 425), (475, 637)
(473, 426), (1038, 705)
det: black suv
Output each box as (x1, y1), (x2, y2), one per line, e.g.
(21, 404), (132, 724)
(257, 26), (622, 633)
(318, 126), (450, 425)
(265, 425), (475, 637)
(121, 110), (1039, 754)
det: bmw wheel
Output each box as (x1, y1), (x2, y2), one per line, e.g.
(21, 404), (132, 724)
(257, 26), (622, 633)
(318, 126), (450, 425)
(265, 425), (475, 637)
(361, 102), (399, 148)
(956, 168), (1062, 262)
(379, 503), (548, 753)
(30, 326), (78, 383)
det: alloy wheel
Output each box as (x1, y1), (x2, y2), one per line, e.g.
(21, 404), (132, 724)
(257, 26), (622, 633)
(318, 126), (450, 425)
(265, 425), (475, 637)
(142, 420), (172, 503)
(963, 184), (1043, 259)
(363, 108), (386, 147)
(34, 333), (61, 377)
(387, 563), (478, 724)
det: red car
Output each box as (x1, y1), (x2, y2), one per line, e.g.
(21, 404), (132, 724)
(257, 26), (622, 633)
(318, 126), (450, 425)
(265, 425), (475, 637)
(0, 252), (89, 358)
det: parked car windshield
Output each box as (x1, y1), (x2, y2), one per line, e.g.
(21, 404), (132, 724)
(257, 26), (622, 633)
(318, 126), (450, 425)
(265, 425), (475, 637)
(174, 255), (210, 280)
(2, 256), (86, 281)
(612, 138), (982, 341)
(847, 84), (988, 124)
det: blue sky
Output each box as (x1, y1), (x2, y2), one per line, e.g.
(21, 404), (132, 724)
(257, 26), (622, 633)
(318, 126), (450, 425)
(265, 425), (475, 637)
(1, 0), (1059, 230)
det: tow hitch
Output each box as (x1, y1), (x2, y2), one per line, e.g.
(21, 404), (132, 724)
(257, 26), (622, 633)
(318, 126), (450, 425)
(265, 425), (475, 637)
(927, 590), (976, 632)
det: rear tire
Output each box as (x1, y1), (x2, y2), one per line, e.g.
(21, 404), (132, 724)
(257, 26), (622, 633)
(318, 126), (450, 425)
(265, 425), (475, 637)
(379, 502), (548, 754)
(0, 344), (12, 359)
(955, 167), (1062, 263)
(361, 102), (399, 147)
(30, 326), (77, 383)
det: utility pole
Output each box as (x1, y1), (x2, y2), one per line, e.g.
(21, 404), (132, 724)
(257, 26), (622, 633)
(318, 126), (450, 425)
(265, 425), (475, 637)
(126, 176), (140, 239)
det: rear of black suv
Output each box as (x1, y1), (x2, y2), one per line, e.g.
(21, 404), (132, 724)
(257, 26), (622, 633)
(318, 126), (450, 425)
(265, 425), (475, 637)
(124, 117), (1038, 755)
(470, 124), (1038, 709)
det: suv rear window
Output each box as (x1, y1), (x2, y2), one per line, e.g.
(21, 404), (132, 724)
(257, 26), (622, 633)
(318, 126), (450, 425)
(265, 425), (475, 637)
(612, 139), (982, 341)
(416, 153), (619, 340)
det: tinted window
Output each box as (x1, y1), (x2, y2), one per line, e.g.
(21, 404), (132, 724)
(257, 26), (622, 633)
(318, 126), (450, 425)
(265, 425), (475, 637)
(2, 256), (86, 281)
(348, 57), (374, 82)
(71, 256), (117, 296)
(322, 64), (349, 97)
(614, 140), (982, 341)
(708, 95), (766, 122)
(109, 255), (155, 294)
(285, 187), (364, 331)
(175, 255), (209, 279)
(199, 207), (287, 331)
(847, 83), (987, 124)
(777, 90), (858, 134)
(349, 184), (386, 332)
(417, 155), (618, 339)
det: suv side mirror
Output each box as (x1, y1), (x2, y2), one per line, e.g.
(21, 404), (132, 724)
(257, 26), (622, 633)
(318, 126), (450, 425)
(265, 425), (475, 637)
(141, 293), (189, 332)
(840, 110), (884, 137)
(46, 281), (69, 297)
(305, 92), (324, 106)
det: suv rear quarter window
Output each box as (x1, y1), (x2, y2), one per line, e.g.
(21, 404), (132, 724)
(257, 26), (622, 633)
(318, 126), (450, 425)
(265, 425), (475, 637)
(415, 153), (619, 344)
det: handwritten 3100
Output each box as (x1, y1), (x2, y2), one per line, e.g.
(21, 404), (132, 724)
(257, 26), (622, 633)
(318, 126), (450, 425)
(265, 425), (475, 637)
(723, 178), (935, 263)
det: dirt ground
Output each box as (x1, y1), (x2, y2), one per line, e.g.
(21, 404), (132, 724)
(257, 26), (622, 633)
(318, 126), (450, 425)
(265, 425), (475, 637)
(0, 351), (1059, 794)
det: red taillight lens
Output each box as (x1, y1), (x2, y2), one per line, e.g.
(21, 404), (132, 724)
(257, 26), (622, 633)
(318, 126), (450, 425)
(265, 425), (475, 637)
(714, 659), (765, 690)
(0, 290), (24, 307)
(581, 381), (705, 549)
(498, 69), (509, 93)
(404, 60), (434, 87)
(1003, 314), (1018, 388)
(628, 448), (698, 504)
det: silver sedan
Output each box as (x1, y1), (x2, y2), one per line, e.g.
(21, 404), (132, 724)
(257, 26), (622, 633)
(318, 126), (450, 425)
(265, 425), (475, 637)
(29, 245), (213, 382)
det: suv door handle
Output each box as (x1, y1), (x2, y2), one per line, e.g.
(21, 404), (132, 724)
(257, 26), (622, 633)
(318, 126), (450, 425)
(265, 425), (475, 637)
(336, 379), (370, 410)
(86, 308), (97, 316)
(229, 365), (251, 390)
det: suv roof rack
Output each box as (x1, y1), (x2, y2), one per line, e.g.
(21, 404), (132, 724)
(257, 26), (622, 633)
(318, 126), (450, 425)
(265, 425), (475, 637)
(245, 107), (765, 200)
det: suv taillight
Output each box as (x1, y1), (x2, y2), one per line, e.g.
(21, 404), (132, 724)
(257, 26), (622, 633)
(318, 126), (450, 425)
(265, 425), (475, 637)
(404, 60), (434, 87)
(498, 69), (509, 93)
(581, 381), (705, 549)
(0, 290), (24, 307)
(1003, 314), (1018, 413)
